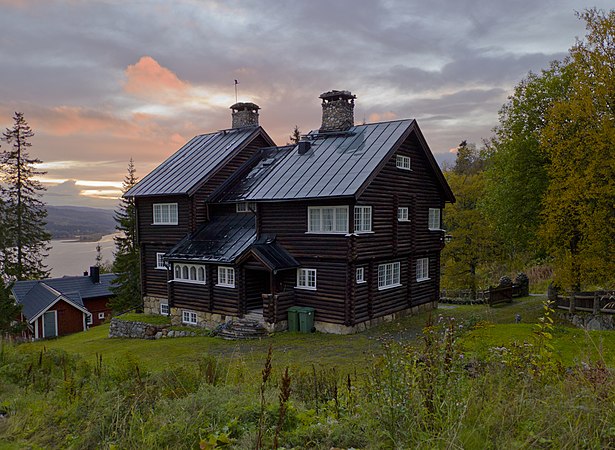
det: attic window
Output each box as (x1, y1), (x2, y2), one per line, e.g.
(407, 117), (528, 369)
(236, 202), (256, 213)
(396, 155), (411, 171)
(153, 203), (178, 225)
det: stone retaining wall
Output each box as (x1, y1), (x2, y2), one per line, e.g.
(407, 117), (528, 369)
(557, 312), (615, 331)
(108, 318), (198, 339)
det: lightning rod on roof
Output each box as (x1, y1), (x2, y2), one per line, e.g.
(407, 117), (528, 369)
(234, 79), (239, 103)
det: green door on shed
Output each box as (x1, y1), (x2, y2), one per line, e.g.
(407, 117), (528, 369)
(43, 311), (57, 338)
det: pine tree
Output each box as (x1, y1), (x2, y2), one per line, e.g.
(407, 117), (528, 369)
(0, 277), (24, 336)
(0, 112), (51, 280)
(288, 125), (301, 145)
(110, 159), (142, 313)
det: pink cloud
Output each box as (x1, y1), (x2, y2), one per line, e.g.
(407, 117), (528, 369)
(123, 56), (189, 99)
(368, 111), (398, 123)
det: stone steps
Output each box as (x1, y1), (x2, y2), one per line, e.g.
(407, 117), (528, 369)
(216, 317), (268, 340)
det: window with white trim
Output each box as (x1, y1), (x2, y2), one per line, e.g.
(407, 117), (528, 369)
(156, 252), (166, 269)
(296, 268), (317, 290)
(378, 262), (401, 290)
(98, 312), (105, 320)
(396, 155), (411, 170)
(354, 206), (372, 233)
(356, 267), (365, 284)
(173, 263), (207, 284)
(307, 206), (348, 233)
(86, 314), (92, 325)
(160, 303), (170, 315)
(416, 257), (430, 281)
(153, 203), (178, 225)
(182, 310), (198, 325)
(236, 202), (257, 213)
(397, 207), (409, 221)
(217, 266), (235, 287)
(428, 208), (441, 230)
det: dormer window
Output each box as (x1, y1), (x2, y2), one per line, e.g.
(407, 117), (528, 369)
(236, 202), (256, 213)
(153, 203), (178, 225)
(396, 155), (411, 170)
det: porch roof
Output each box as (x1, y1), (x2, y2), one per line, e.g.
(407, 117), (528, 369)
(247, 235), (300, 272)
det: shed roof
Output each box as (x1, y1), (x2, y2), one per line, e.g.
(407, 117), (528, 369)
(215, 119), (454, 202)
(125, 126), (274, 197)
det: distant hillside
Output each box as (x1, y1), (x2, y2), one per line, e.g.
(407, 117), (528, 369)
(46, 205), (116, 240)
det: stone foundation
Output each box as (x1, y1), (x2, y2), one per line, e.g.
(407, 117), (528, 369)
(108, 318), (197, 339)
(314, 301), (438, 335)
(169, 307), (234, 329)
(557, 311), (615, 331)
(143, 296), (167, 315)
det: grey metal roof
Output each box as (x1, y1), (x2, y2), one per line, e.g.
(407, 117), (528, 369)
(219, 120), (414, 201)
(12, 273), (117, 321)
(166, 214), (256, 263)
(249, 235), (299, 272)
(125, 126), (272, 197)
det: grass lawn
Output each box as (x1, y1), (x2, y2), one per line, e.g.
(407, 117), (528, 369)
(18, 295), (614, 373)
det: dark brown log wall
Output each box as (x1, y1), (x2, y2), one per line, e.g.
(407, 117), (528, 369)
(141, 245), (173, 298)
(136, 195), (191, 243)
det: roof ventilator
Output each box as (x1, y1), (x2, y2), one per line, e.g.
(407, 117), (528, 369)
(298, 140), (311, 155)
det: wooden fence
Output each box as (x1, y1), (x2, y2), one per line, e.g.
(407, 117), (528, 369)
(554, 291), (615, 314)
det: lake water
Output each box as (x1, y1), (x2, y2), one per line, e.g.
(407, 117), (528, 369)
(46, 233), (117, 277)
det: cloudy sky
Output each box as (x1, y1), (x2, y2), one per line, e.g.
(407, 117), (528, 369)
(0, 0), (610, 209)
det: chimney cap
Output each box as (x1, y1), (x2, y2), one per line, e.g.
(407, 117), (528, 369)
(319, 90), (356, 102)
(230, 102), (260, 112)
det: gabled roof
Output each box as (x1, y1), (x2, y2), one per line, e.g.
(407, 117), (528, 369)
(125, 126), (274, 197)
(166, 214), (256, 263)
(247, 235), (300, 272)
(12, 273), (117, 321)
(214, 119), (454, 202)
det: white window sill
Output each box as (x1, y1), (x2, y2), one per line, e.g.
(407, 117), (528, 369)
(396, 167), (412, 171)
(216, 283), (235, 288)
(173, 279), (207, 285)
(152, 223), (178, 226)
(398, 219), (410, 222)
(295, 286), (316, 291)
(428, 228), (444, 232)
(305, 231), (348, 235)
(357, 280), (366, 284)
(155, 266), (167, 270)
(182, 321), (198, 326)
(416, 277), (431, 283)
(378, 283), (402, 291)
(354, 230), (374, 234)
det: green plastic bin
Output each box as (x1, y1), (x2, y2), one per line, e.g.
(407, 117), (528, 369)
(287, 306), (301, 332)
(298, 307), (315, 333)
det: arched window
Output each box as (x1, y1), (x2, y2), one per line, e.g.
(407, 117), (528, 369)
(175, 266), (181, 279)
(198, 267), (205, 282)
(190, 266), (197, 280)
(182, 266), (189, 279)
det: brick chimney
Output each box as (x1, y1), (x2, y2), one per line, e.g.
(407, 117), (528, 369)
(230, 102), (260, 128)
(319, 90), (356, 132)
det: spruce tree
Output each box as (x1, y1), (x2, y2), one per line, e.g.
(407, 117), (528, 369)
(0, 112), (51, 280)
(110, 158), (142, 313)
(288, 125), (301, 145)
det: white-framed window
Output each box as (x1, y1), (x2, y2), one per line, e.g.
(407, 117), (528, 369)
(296, 268), (317, 290)
(86, 314), (92, 325)
(217, 266), (235, 287)
(356, 267), (365, 284)
(354, 206), (372, 233)
(98, 312), (105, 320)
(236, 202), (257, 213)
(396, 155), (411, 170)
(173, 263), (207, 284)
(182, 310), (198, 325)
(397, 207), (409, 221)
(156, 252), (166, 269)
(428, 208), (441, 230)
(378, 262), (401, 290)
(307, 206), (348, 233)
(160, 303), (170, 315)
(153, 203), (178, 225)
(416, 257), (430, 282)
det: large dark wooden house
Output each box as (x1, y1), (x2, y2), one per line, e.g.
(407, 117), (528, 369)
(126, 91), (455, 333)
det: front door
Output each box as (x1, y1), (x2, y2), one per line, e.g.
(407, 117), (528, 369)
(43, 311), (57, 338)
(245, 269), (271, 311)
